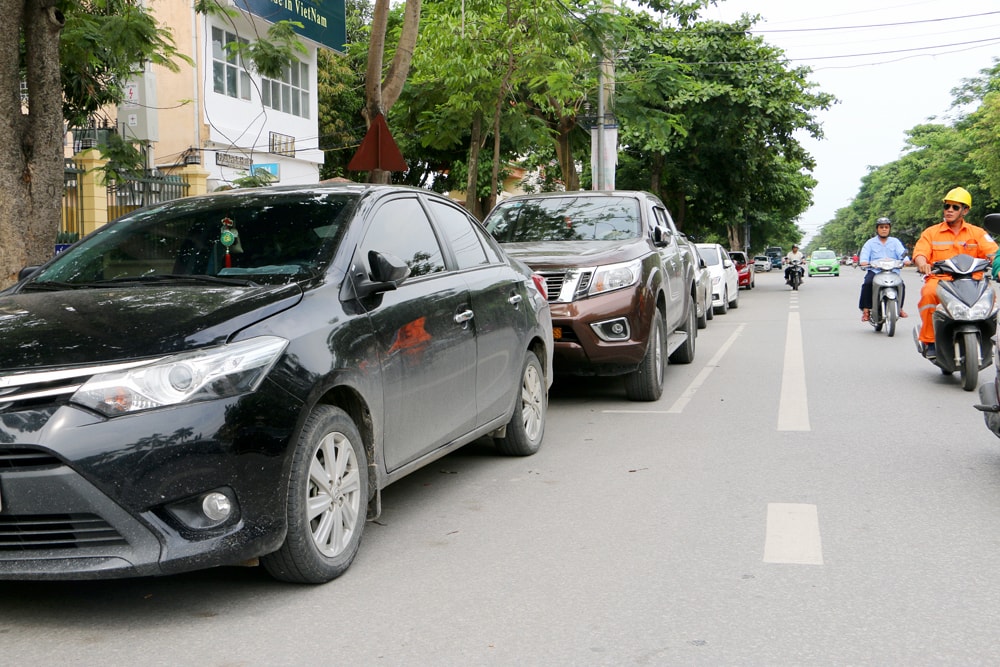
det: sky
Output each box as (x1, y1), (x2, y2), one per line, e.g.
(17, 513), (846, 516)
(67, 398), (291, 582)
(698, 0), (1000, 243)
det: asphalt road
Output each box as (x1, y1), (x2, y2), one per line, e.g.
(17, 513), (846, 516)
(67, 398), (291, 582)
(5, 265), (1000, 666)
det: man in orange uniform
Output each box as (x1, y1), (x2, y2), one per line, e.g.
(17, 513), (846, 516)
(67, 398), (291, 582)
(913, 186), (997, 357)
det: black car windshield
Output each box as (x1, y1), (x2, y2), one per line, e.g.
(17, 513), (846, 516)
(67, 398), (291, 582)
(485, 196), (641, 243)
(29, 191), (356, 287)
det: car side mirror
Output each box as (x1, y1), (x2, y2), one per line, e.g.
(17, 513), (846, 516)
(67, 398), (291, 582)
(984, 213), (1000, 237)
(651, 227), (667, 247)
(352, 250), (411, 298)
(18, 266), (41, 282)
(723, 259), (733, 269)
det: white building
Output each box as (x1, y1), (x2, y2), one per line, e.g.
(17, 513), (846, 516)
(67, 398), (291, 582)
(125, 0), (346, 190)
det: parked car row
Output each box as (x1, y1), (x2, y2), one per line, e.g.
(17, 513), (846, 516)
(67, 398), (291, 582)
(0, 186), (723, 587)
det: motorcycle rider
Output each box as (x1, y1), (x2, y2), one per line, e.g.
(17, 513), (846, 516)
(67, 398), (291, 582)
(858, 217), (911, 322)
(913, 187), (998, 357)
(784, 244), (805, 284)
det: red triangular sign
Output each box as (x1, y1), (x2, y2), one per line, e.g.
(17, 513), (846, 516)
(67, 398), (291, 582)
(347, 112), (408, 172)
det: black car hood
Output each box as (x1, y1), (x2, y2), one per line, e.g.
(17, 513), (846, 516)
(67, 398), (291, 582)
(500, 240), (648, 269)
(0, 284), (303, 371)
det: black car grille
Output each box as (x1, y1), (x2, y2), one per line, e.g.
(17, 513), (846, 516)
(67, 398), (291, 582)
(0, 359), (155, 413)
(0, 513), (127, 551)
(0, 447), (61, 469)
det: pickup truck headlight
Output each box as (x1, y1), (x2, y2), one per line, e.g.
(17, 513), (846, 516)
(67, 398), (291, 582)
(72, 336), (289, 417)
(588, 259), (642, 296)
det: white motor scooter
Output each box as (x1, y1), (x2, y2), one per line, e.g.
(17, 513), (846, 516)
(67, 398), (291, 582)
(867, 258), (906, 337)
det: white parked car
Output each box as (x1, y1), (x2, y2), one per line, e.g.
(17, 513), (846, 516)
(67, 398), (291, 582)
(696, 243), (740, 314)
(754, 255), (771, 271)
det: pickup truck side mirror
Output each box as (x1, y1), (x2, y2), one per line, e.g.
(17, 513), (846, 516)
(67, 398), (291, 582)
(651, 226), (668, 247)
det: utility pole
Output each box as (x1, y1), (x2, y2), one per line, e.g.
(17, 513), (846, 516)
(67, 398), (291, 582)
(592, 0), (616, 191)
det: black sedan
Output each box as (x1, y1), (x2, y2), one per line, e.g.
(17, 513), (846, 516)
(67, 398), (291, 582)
(0, 183), (552, 584)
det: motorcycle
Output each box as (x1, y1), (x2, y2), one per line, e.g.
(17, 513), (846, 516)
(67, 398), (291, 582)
(971, 213), (1000, 430)
(866, 258), (906, 337)
(785, 259), (805, 290)
(913, 253), (998, 391)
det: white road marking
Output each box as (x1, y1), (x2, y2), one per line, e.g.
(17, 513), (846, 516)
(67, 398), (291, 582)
(777, 311), (810, 431)
(763, 503), (824, 565)
(665, 324), (746, 414)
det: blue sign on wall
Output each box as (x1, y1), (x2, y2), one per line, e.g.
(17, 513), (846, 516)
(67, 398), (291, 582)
(235, 0), (346, 53)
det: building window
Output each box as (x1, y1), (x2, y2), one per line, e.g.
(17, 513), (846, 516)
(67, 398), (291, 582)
(212, 27), (250, 101)
(261, 61), (310, 119)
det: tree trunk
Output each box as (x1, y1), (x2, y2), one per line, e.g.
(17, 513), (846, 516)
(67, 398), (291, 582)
(727, 224), (741, 251)
(363, 0), (421, 185)
(554, 118), (579, 191)
(465, 112), (483, 219)
(0, 0), (66, 288)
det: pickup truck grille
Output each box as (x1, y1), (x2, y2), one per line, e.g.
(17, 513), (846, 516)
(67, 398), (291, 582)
(537, 270), (593, 303)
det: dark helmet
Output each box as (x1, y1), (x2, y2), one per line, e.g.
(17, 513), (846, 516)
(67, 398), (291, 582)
(876, 217), (891, 228)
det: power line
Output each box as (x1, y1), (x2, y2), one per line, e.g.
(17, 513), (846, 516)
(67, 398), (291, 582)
(753, 10), (1000, 32)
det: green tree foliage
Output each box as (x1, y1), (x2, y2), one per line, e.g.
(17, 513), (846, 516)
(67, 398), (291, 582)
(615, 13), (833, 252)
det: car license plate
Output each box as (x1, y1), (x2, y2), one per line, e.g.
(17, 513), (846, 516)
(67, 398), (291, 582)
(553, 327), (562, 340)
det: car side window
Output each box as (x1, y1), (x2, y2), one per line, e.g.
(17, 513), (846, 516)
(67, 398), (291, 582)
(428, 200), (491, 269)
(361, 198), (446, 277)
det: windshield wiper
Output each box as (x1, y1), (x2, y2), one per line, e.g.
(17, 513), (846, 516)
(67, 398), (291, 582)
(88, 274), (260, 287)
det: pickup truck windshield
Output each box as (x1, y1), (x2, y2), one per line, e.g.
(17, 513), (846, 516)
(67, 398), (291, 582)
(486, 197), (641, 243)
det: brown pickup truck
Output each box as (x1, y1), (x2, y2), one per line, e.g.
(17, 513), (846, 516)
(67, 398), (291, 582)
(484, 190), (698, 401)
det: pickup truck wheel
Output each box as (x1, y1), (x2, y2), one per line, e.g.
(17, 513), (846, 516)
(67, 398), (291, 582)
(669, 299), (696, 365)
(625, 313), (665, 401)
(494, 351), (546, 456)
(262, 406), (368, 584)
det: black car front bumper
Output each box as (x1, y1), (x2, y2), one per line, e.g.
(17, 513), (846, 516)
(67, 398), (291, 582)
(0, 386), (301, 580)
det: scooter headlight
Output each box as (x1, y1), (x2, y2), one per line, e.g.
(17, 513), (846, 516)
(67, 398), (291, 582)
(940, 291), (997, 321)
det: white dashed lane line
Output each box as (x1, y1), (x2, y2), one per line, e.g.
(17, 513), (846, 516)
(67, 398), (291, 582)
(763, 503), (824, 565)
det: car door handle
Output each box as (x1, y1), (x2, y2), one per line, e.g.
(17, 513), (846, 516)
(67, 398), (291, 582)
(454, 309), (474, 324)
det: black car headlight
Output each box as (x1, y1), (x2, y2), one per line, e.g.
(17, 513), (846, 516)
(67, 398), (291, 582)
(72, 336), (288, 417)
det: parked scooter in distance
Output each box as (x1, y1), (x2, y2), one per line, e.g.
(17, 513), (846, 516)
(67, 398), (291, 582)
(786, 259), (805, 290)
(867, 258), (906, 337)
(914, 253), (998, 391)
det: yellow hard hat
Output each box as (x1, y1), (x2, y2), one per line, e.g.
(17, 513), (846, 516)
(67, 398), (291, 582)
(943, 186), (972, 208)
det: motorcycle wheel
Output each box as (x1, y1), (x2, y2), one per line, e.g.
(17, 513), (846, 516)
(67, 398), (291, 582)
(885, 300), (898, 337)
(960, 331), (979, 391)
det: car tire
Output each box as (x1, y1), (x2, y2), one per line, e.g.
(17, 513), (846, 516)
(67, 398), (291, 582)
(729, 287), (739, 309)
(715, 289), (729, 315)
(669, 299), (696, 365)
(262, 405), (368, 584)
(696, 294), (709, 329)
(495, 351), (546, 456)
(706, 298), (714, 320)
(625, 313), (665, 401)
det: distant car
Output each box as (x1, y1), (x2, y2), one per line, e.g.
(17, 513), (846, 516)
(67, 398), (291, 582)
(0, 183), (554, 584)
(753, 255), (771, 271)
(682, 235), (713, 329)
(729, 250), (754, 289)
(696, 243), (739, 314)
(808, 248), (840, 277)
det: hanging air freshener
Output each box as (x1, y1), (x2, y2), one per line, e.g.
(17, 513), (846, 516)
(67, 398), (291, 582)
(220, 217), (238, 268)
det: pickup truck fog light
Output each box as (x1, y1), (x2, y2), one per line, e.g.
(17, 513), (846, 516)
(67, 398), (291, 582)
(591, 317), (631, 342)
(164, 489), (238, 530)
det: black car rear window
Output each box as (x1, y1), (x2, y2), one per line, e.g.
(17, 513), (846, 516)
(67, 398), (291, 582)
(485, 197), (640, 243)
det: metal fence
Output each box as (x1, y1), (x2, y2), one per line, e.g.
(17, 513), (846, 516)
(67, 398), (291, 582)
(107, 173), (190, 221)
